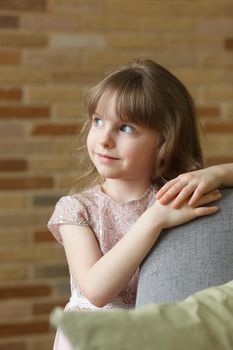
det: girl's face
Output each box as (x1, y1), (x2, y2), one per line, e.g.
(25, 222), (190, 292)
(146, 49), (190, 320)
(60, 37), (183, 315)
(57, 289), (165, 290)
(87, 94), (160, 185)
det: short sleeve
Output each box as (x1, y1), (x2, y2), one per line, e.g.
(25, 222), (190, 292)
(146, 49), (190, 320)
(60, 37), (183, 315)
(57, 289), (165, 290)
(47, 196), (89, 244)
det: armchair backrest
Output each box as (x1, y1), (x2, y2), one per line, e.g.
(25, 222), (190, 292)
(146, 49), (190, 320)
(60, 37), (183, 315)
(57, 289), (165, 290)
(136, 188), (233, 306)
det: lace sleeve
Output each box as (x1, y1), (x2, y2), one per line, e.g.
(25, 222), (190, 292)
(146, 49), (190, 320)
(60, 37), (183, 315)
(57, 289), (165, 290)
(47, 196), (89, 244)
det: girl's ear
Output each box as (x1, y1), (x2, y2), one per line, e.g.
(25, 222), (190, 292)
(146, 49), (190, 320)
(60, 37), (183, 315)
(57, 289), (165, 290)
(155, 139), (167, 172)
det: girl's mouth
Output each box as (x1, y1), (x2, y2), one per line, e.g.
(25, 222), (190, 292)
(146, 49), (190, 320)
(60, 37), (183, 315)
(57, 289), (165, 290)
(96, 153), (119, 160)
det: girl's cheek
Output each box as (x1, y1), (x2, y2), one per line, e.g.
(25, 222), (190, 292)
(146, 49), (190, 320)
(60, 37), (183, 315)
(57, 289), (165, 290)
(87, 129), (93, 145)
(86, 132), (93, 154)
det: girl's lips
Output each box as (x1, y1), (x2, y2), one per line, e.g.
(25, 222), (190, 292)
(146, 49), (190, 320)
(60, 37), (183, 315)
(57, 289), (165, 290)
(96, 153), (119, 160)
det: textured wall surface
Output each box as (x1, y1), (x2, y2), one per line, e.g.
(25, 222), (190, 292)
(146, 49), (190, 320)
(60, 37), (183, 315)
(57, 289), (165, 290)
(0, 0), (232, 349)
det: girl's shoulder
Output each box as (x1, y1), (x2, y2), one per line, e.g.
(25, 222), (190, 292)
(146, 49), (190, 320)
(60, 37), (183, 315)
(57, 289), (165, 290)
(53, 185), (103, 216)
(67, 185), (101, 206)
(55, 183), (157, 212)
(47, 186), (100, 244)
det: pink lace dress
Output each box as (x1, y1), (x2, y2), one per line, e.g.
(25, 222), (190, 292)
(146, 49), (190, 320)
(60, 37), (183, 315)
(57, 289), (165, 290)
(48, 184), (156, 349)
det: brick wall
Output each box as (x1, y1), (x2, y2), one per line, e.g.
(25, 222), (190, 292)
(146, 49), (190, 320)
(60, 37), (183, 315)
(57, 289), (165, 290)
(0, 1), (232, 349)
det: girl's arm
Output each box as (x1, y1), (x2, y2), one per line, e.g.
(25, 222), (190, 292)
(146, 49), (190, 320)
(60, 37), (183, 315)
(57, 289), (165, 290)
(60, 190), (220, 308)
(156, 163), (233, 208)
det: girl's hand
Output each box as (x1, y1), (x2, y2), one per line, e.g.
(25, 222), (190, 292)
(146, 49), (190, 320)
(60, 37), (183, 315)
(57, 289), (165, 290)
(151, 189), (221, 230)
(156, 166), (224, 208)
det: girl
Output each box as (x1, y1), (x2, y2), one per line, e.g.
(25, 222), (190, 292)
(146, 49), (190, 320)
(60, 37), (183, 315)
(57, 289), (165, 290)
(48, 59), (233, 349)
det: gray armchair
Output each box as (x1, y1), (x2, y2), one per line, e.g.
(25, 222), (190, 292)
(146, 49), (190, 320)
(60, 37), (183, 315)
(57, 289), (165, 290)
(136, 188), (233, 306)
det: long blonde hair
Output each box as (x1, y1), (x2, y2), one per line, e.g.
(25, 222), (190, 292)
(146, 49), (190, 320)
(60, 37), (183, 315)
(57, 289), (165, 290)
(72, 59), (203, 192)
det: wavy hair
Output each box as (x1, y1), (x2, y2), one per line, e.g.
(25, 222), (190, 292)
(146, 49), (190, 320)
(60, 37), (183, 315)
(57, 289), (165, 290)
(72, 59), (203, 192)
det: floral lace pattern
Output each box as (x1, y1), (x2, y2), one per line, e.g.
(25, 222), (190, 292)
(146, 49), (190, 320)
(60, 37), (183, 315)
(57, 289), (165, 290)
(48, 185), (156, 310)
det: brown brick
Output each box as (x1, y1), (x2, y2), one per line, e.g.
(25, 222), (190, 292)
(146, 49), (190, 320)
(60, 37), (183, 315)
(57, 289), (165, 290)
(174, 68), (225, 84)
(34, 230), (57, 243)
(202, 87), (233, 101)
(0, 123), (25, 138)
(27, 86), (83, 102)
(0, 245), (64, 261)
(50, 33), (107, 48)
(0, 16), (19, 28)
(0, 67), (49, 84)
(0, 285), (51, 299)
(0, 0), (47, 12)
(34, 264), (68, 279)
(0, 160), (27, 171)
(0, 88), (22, 101)
(201, 134), (233, 153)
(225, 38), (233, 50)
(0, 320), (49, 337)
(0, 33), (48, 48)
(0, 51), (20, 65)
(200, 52), (233, 68)
(0, 106), (50, 119)
(203, 123), (233, 133)
(0, 140), (53, 154)
(32, 194), (61, 207)
(104, 1), (233, 16)
(28, 336), (54, 350)
(197, 19), (233, 33)
(21, 14), (79, 32)
(108, 34), (219, 51)
(32, 124), (81, 136)
(205, 155), (233, 166)
(54, 103), (85, 120)
(52, 71), (102, 84)
(0, 194), (29, 209)
(29, 158), (69, 172)
(197, 106), (220, 118)
(0, 342), (26, 350)
(78, 15), (195, 32)
(23, 50), (132, 70)
(33, 299), (66, 315)
(0, 177), (53, 190)
(0, 228), (29, 245)
(51, 140), (75, 154)
(0, 301), (31, 321)
(57, 174), (76, 190)
(0, 265), (28, 281)
(49, 0), (101, 13)
(53, 281), (70, 297)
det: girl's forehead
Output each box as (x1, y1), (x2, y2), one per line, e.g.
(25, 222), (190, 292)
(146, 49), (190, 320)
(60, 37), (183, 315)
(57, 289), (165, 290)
(94, 93), (119, 120)
(92, 89), (145, 125)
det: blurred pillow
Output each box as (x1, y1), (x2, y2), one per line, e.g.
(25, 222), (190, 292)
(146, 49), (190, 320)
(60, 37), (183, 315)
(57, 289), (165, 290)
(50, 281), (233, 350)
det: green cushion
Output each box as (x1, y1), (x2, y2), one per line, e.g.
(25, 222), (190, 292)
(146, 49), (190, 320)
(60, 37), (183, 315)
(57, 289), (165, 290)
(50, 281), (233, 350)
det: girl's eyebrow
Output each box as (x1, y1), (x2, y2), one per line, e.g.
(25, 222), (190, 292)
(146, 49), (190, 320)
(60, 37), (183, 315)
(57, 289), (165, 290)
(93, 111), (134, 125)
(93, 112), (113, 121)
(93, 112), (102, 117)
(93, 112), (110, 120)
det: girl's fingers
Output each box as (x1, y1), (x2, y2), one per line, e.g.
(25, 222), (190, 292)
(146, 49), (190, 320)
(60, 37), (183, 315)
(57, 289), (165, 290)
(188, 187), (220, 207)
(194, 190), (222, 207)
(188, 186), (205, 206)
(172, 184), (197, 208)
(194, 206), (218, 218)
(156, 178), (178, 199)
(156, 180), (186, 204)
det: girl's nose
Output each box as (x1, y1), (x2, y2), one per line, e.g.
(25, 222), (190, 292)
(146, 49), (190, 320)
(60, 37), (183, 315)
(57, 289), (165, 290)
(99, 129), (115, 148)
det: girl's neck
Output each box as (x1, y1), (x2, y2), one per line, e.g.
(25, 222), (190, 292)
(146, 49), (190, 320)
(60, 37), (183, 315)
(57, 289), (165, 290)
(101, 179), (152, 203)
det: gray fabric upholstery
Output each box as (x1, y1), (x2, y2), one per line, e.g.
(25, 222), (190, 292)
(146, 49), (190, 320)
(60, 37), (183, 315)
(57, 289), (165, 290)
(136, 188), (233, 306)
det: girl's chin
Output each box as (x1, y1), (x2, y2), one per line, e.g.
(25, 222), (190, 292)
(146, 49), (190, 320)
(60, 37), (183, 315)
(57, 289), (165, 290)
(96, 168), (122, 179)
(98, 172), (120, 179)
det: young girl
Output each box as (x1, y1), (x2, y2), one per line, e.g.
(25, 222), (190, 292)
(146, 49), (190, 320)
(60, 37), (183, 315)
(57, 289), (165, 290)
(48, 59), (233, 349)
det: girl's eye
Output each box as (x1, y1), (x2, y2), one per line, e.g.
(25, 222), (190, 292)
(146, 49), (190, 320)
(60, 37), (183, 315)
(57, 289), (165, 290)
(120, 124), (135, 134)
(93, 117), (104, 127)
